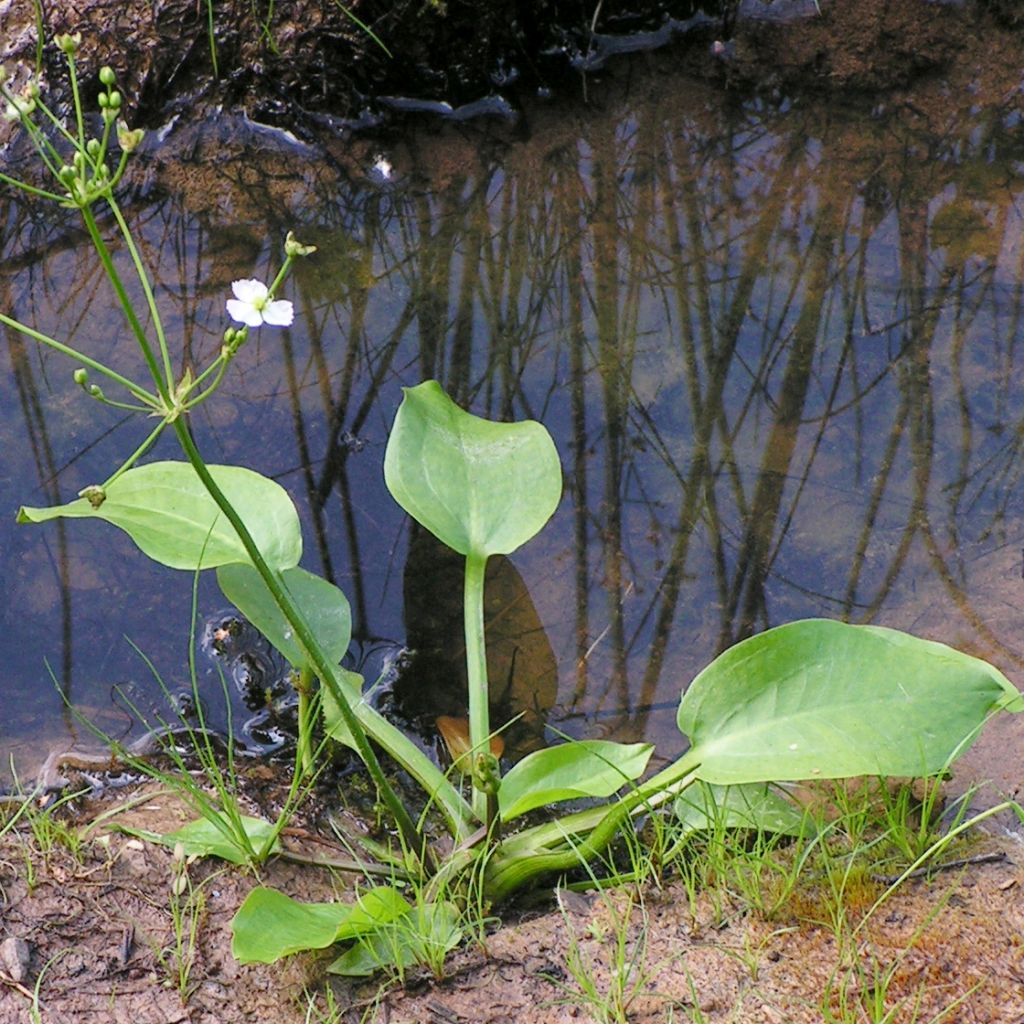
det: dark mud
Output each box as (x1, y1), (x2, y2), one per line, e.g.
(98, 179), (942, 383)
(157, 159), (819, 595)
(1, 0), (1021, 132)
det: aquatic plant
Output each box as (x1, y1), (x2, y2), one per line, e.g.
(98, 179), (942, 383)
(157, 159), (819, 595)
(1, 36), (1022, 980)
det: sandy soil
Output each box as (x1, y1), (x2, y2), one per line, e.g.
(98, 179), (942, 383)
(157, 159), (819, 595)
(1, 775), (1023, 1024)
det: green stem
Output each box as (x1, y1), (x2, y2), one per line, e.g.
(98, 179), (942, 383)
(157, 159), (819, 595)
(79, 207), (170, 403)
(102, 420), (168, 487)
(464, 552), (492, 825)
(485, 753), (702, 903)
(295, 665), (314, 779)
(0, 168), (67, 203)
(65, 52), (86, 156)
(108, 197), (175, 390)
(170, 420), (473, 847)
(0, 311), (158, 406)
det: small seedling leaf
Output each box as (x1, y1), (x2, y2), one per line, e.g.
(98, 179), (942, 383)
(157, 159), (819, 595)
(156, 814), (281, 865)
(217, 563), (351, 669)
(499, 740), (654, 822)
(18, 461), (301, 571)
(673, 781), (811, 837)
(383, 380), (562, 558)
(230, 885), (410, 964)
(327, 901), (462, 977)
(679, 619), (1021, 785)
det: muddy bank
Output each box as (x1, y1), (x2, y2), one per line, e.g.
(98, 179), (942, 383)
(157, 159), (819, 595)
(1, 0), (1022, 131)
(1, 776), (1023, 1023)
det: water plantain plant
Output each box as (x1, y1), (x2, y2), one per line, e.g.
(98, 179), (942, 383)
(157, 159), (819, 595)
(3, 37), (1023, 979)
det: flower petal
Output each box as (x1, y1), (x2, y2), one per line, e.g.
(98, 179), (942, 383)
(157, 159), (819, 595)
(226, 299), (264, 327)
(231, 279), (268, 303)
(260, 299), (294, 327)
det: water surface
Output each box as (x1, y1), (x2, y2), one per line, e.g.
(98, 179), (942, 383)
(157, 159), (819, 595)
(3, 58), (1024, 787)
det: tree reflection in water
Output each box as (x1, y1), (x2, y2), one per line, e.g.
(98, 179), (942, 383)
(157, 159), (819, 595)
(3, 67), (1024, 771)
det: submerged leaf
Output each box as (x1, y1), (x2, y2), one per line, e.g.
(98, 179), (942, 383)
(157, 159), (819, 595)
(231, 885), (410, 964)
(679, 619), (1022, 785)
(499, 740), (654, 822)
(383, 380), (562, 558)
(217, 563), (351, 669)
(18, 461), (301, 571)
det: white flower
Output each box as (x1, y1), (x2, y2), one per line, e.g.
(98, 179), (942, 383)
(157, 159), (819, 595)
(371, 153), (393, 180)
(225, 279), (293, 328)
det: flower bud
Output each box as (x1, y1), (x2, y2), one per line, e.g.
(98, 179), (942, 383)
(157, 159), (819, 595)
(86, 138), (101, 157)
(98, 92), (109, 109)
(99, 66), (116, 87)
(108, 91), (121, 110)
(87, 383), (102, 397)
(73, 368), (88, 386)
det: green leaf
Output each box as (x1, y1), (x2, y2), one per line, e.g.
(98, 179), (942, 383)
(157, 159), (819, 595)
(327, 902), (462, 977)
(679, 619), (1022, 785)
(320, 668), (368, 749)
(383, 380), (562, 558)
(18, 461), (301, 571)
(147, 815), (281, 866)
(217, 564), (351, 669)
(673, 782), (810, 838)
(498, 740), (654, 822)
(230, 885), (410, 964)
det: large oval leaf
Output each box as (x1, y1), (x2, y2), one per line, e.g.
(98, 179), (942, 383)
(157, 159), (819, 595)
(18, 461), (301, 571)
(499, 740), (654, 822)
(679, 619), (1023, 785)
(217, 564), (351, 669)
(383, 381), (562, 557)
(231, 885), (410, 964)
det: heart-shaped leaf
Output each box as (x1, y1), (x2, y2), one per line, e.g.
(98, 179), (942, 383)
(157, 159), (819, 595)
(231, 885), (410, 964)
(384, 381), (562, 558)
(679, 619), (1022, 786)
(499, 740), (654, 822)
(18, 461), (301, 571)
(217, 564), (351, 669)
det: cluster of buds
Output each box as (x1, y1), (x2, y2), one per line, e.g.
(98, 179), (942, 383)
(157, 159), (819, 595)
(0, 37), (145, 209)
(97, 65), (122, 125)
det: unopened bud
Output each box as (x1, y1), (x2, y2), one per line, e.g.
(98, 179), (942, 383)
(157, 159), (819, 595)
(86, 138), (101, 157)
(99, 66), (116, 87)
(108, 91), (121, 110)
(73, 368), (88, 386)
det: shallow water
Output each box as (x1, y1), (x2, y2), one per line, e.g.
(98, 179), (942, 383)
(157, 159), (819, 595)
(3, 56), (1024, 785)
